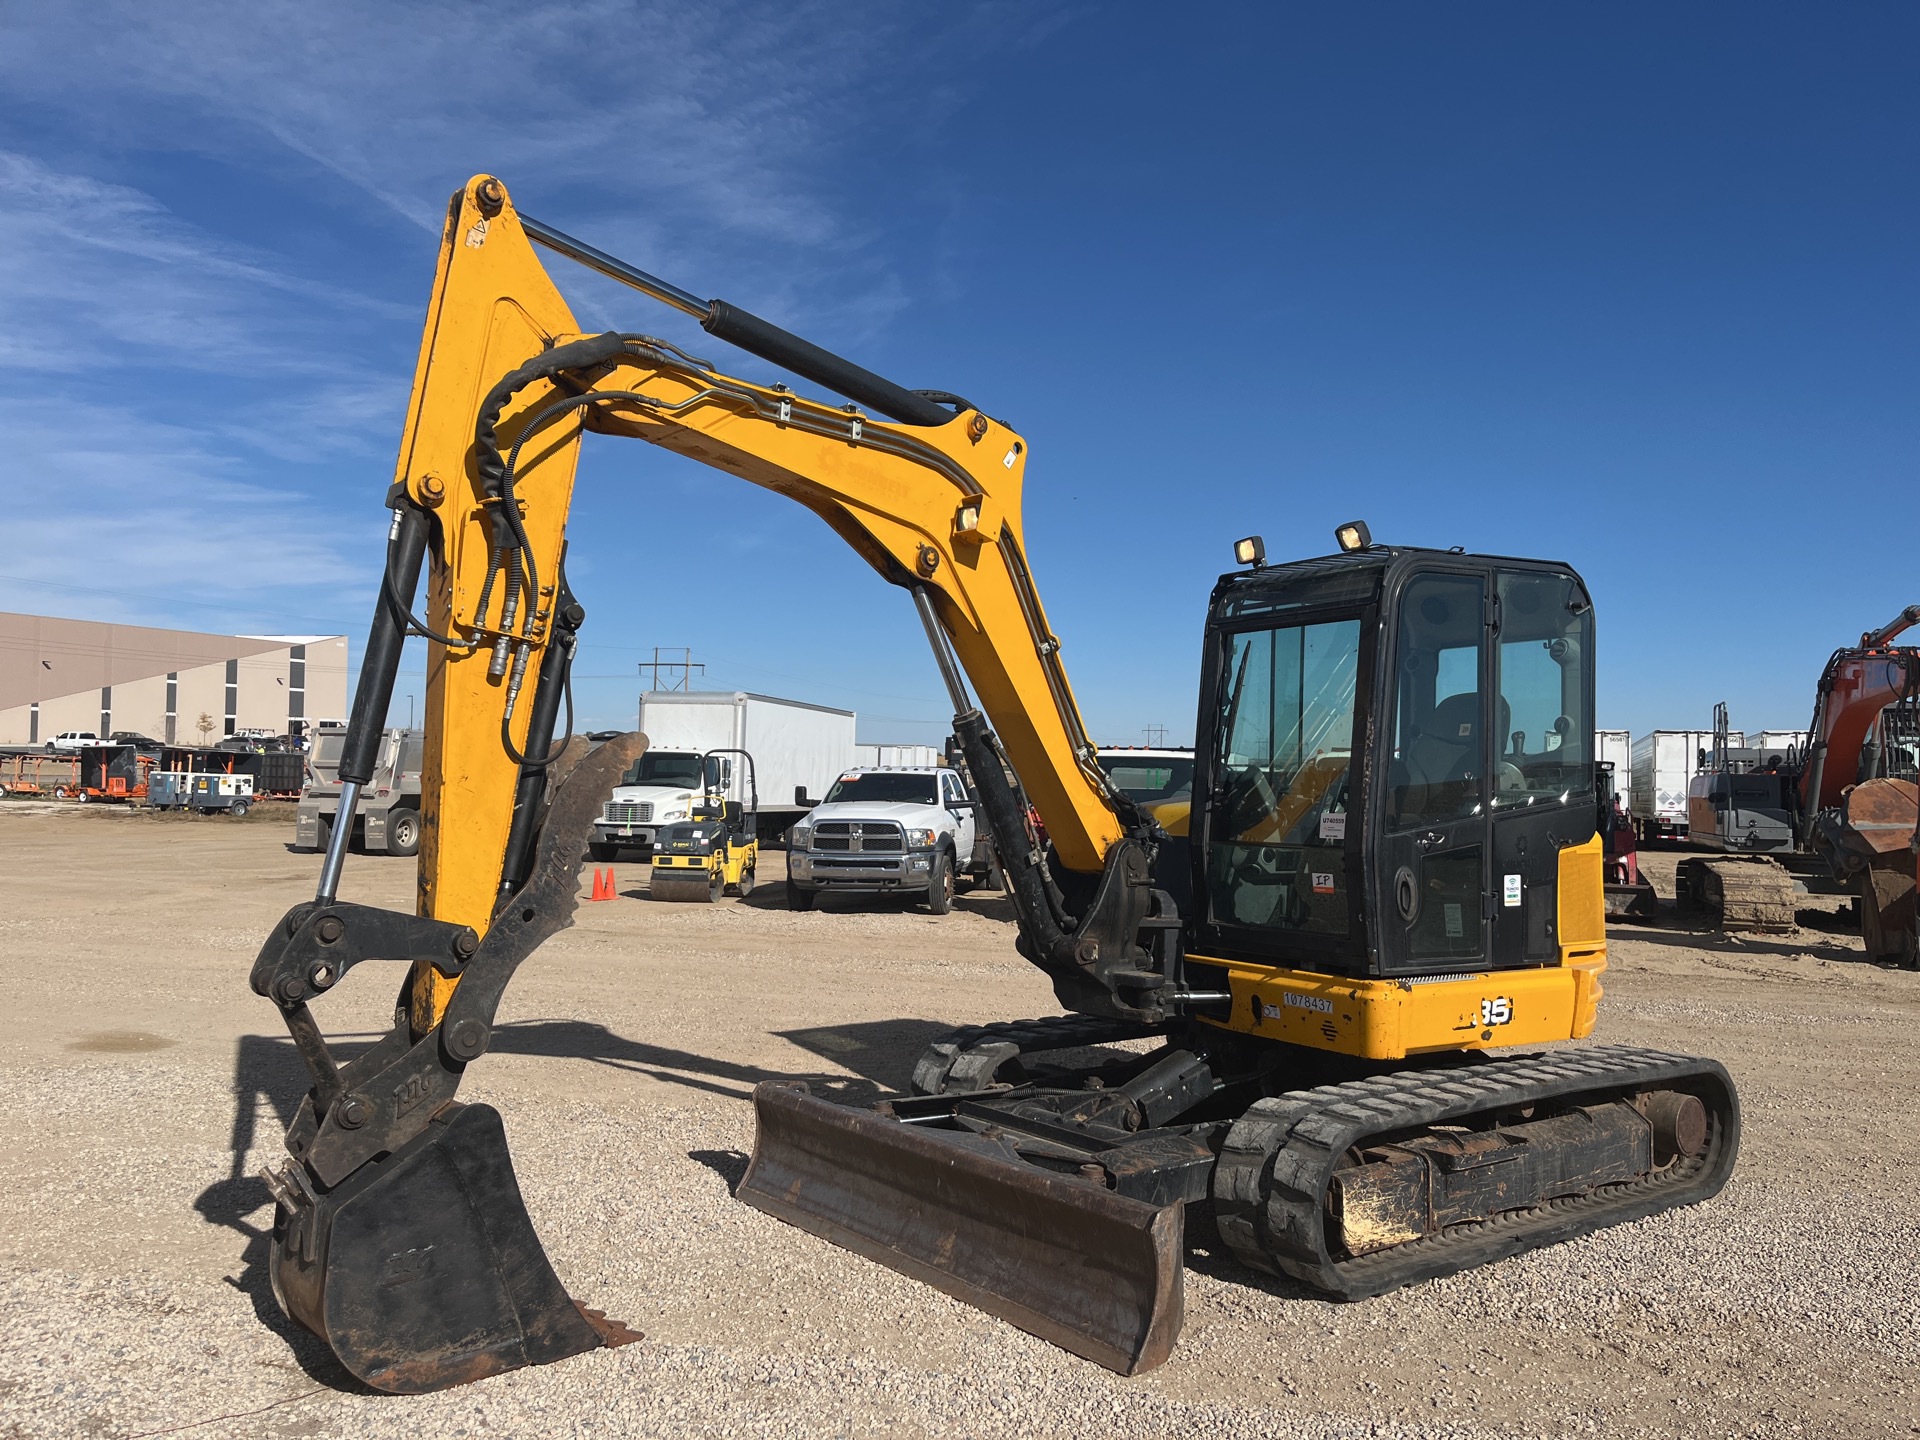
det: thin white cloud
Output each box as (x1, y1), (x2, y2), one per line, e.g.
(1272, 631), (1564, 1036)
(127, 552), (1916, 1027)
(0, 396), (374, 627)
(0, 150), (407, 375)
(0, 0), (1067, 638)
(0, 1), (1063, 336)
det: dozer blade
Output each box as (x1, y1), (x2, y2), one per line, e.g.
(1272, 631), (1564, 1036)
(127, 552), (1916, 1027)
(1604, 879), (1658, 920)
(269, 1101), (640, 1393)
(739, 1082), (1183, 1375)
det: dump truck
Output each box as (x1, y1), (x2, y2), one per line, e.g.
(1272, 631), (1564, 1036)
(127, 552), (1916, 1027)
(293, 726), (423, 856)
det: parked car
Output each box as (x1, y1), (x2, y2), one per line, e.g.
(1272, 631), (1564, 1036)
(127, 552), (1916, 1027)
(108, 731), (162, 752)
(45, 731), (98, 753)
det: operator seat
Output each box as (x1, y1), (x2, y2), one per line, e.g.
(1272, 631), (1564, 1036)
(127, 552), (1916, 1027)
(1398, 692), (1510, 819)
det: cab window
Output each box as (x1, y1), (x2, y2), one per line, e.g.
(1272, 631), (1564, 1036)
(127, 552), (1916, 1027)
(1492, 570), (1593, 809)
(824, 772), (938, 804)
(1389, 573), (1486, 829)
(1205, 617), (1361, 935)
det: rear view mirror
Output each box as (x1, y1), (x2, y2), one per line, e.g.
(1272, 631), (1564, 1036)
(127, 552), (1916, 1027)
(795, 786), (812, 807)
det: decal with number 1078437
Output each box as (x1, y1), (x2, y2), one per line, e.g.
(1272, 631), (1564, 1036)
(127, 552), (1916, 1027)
(1479, 997), (1513, 1026)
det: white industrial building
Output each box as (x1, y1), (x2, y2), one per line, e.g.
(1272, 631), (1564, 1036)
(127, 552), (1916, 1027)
(0, 612), (347, 746)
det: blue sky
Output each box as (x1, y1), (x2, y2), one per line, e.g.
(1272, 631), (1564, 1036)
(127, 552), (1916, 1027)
(1, 4), (1912, 746)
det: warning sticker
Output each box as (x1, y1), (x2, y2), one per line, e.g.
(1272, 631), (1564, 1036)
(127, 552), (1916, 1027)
(1311, 872), (1336, 894)
(1504, 873), (1523, 908)
(1444, 902), (1463, 938)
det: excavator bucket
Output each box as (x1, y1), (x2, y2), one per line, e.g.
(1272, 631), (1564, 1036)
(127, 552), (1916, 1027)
(739, 1082), (1184, 1375)
(268, 1102), (640, 1392)
(258, 735), (650, 1394)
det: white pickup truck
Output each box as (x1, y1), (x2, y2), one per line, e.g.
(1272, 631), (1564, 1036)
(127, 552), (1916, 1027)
(786, 765), (991, 914)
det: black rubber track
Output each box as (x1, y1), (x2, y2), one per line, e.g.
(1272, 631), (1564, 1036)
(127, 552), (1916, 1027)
(1212, 1044), (1740, 1299)
(910, 1015), (1171, 1096)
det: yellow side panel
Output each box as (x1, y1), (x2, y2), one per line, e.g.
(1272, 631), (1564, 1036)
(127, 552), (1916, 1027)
(1196, 961), (1583, 1061)
(1195, 840), (1613, 1057)
(1557, 834), (1606, 951)
(1557, 834), (1608, 1037)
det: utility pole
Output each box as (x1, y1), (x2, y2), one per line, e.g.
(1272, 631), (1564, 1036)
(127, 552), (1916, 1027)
(1143, 724), (1169, 747)
(639, 647), (705, 692)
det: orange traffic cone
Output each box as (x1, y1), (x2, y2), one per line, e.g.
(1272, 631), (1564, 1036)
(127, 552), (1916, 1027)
(590, 867), (615, 901)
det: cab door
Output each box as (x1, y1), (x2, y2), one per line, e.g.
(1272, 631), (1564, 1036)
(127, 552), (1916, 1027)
(942, 771), (977, 864)
(1377, 570), (1492, 974)
(1486, 569), (1596, 967)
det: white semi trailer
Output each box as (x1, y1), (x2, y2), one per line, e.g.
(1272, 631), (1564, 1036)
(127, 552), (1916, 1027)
(1597, 729), (1631, 800)
(1630, 729), (1739, 844)
(592, 691), (856, 856)
(1745, 729), (1810, 764)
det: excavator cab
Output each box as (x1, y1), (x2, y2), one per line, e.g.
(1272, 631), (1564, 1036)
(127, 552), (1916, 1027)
(1190, 544), (1598, 980)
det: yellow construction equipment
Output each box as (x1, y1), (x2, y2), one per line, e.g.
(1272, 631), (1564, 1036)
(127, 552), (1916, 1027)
(647, 748), (760, 902)
(250, 175), (1738, 1391)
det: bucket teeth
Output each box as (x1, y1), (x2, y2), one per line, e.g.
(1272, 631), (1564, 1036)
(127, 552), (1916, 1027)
(576, 1304), (646, 1348)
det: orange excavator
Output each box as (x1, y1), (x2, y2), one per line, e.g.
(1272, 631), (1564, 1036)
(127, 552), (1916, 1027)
(248, 176), (1739, 1392)
(1799, 608), (1920, 962)
(1678, 607), (1920, 955)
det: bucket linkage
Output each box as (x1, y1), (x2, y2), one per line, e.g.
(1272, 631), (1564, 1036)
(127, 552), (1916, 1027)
(253, 736), (646, 1393)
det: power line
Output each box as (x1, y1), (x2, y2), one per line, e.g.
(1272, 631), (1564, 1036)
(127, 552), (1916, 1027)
(638, 646), (703, 692)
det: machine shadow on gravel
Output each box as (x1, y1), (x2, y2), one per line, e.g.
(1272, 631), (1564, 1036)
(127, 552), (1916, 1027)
(488, 1016), (959, 1104)
(192, 1031), (387, 1392)
(709, 877), (1016, 924)
(1611, 925), (1873, 965)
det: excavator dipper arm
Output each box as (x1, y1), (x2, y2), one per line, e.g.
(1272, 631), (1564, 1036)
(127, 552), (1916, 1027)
(252, 175), (1180, 1391)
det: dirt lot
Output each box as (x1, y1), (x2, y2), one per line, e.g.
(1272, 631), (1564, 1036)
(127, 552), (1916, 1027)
(1, 803), (1916, 1439)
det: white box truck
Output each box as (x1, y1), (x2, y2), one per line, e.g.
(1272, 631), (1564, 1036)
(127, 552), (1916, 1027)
(592, 692), (855, 857)
(1630, 729), (1737, 844)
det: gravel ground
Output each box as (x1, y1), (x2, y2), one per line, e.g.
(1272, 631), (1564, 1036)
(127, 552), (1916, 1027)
(1, 805), (1916, 1439)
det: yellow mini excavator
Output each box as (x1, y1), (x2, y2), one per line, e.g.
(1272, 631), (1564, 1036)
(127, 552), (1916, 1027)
(250, 176), (1739, 1392)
